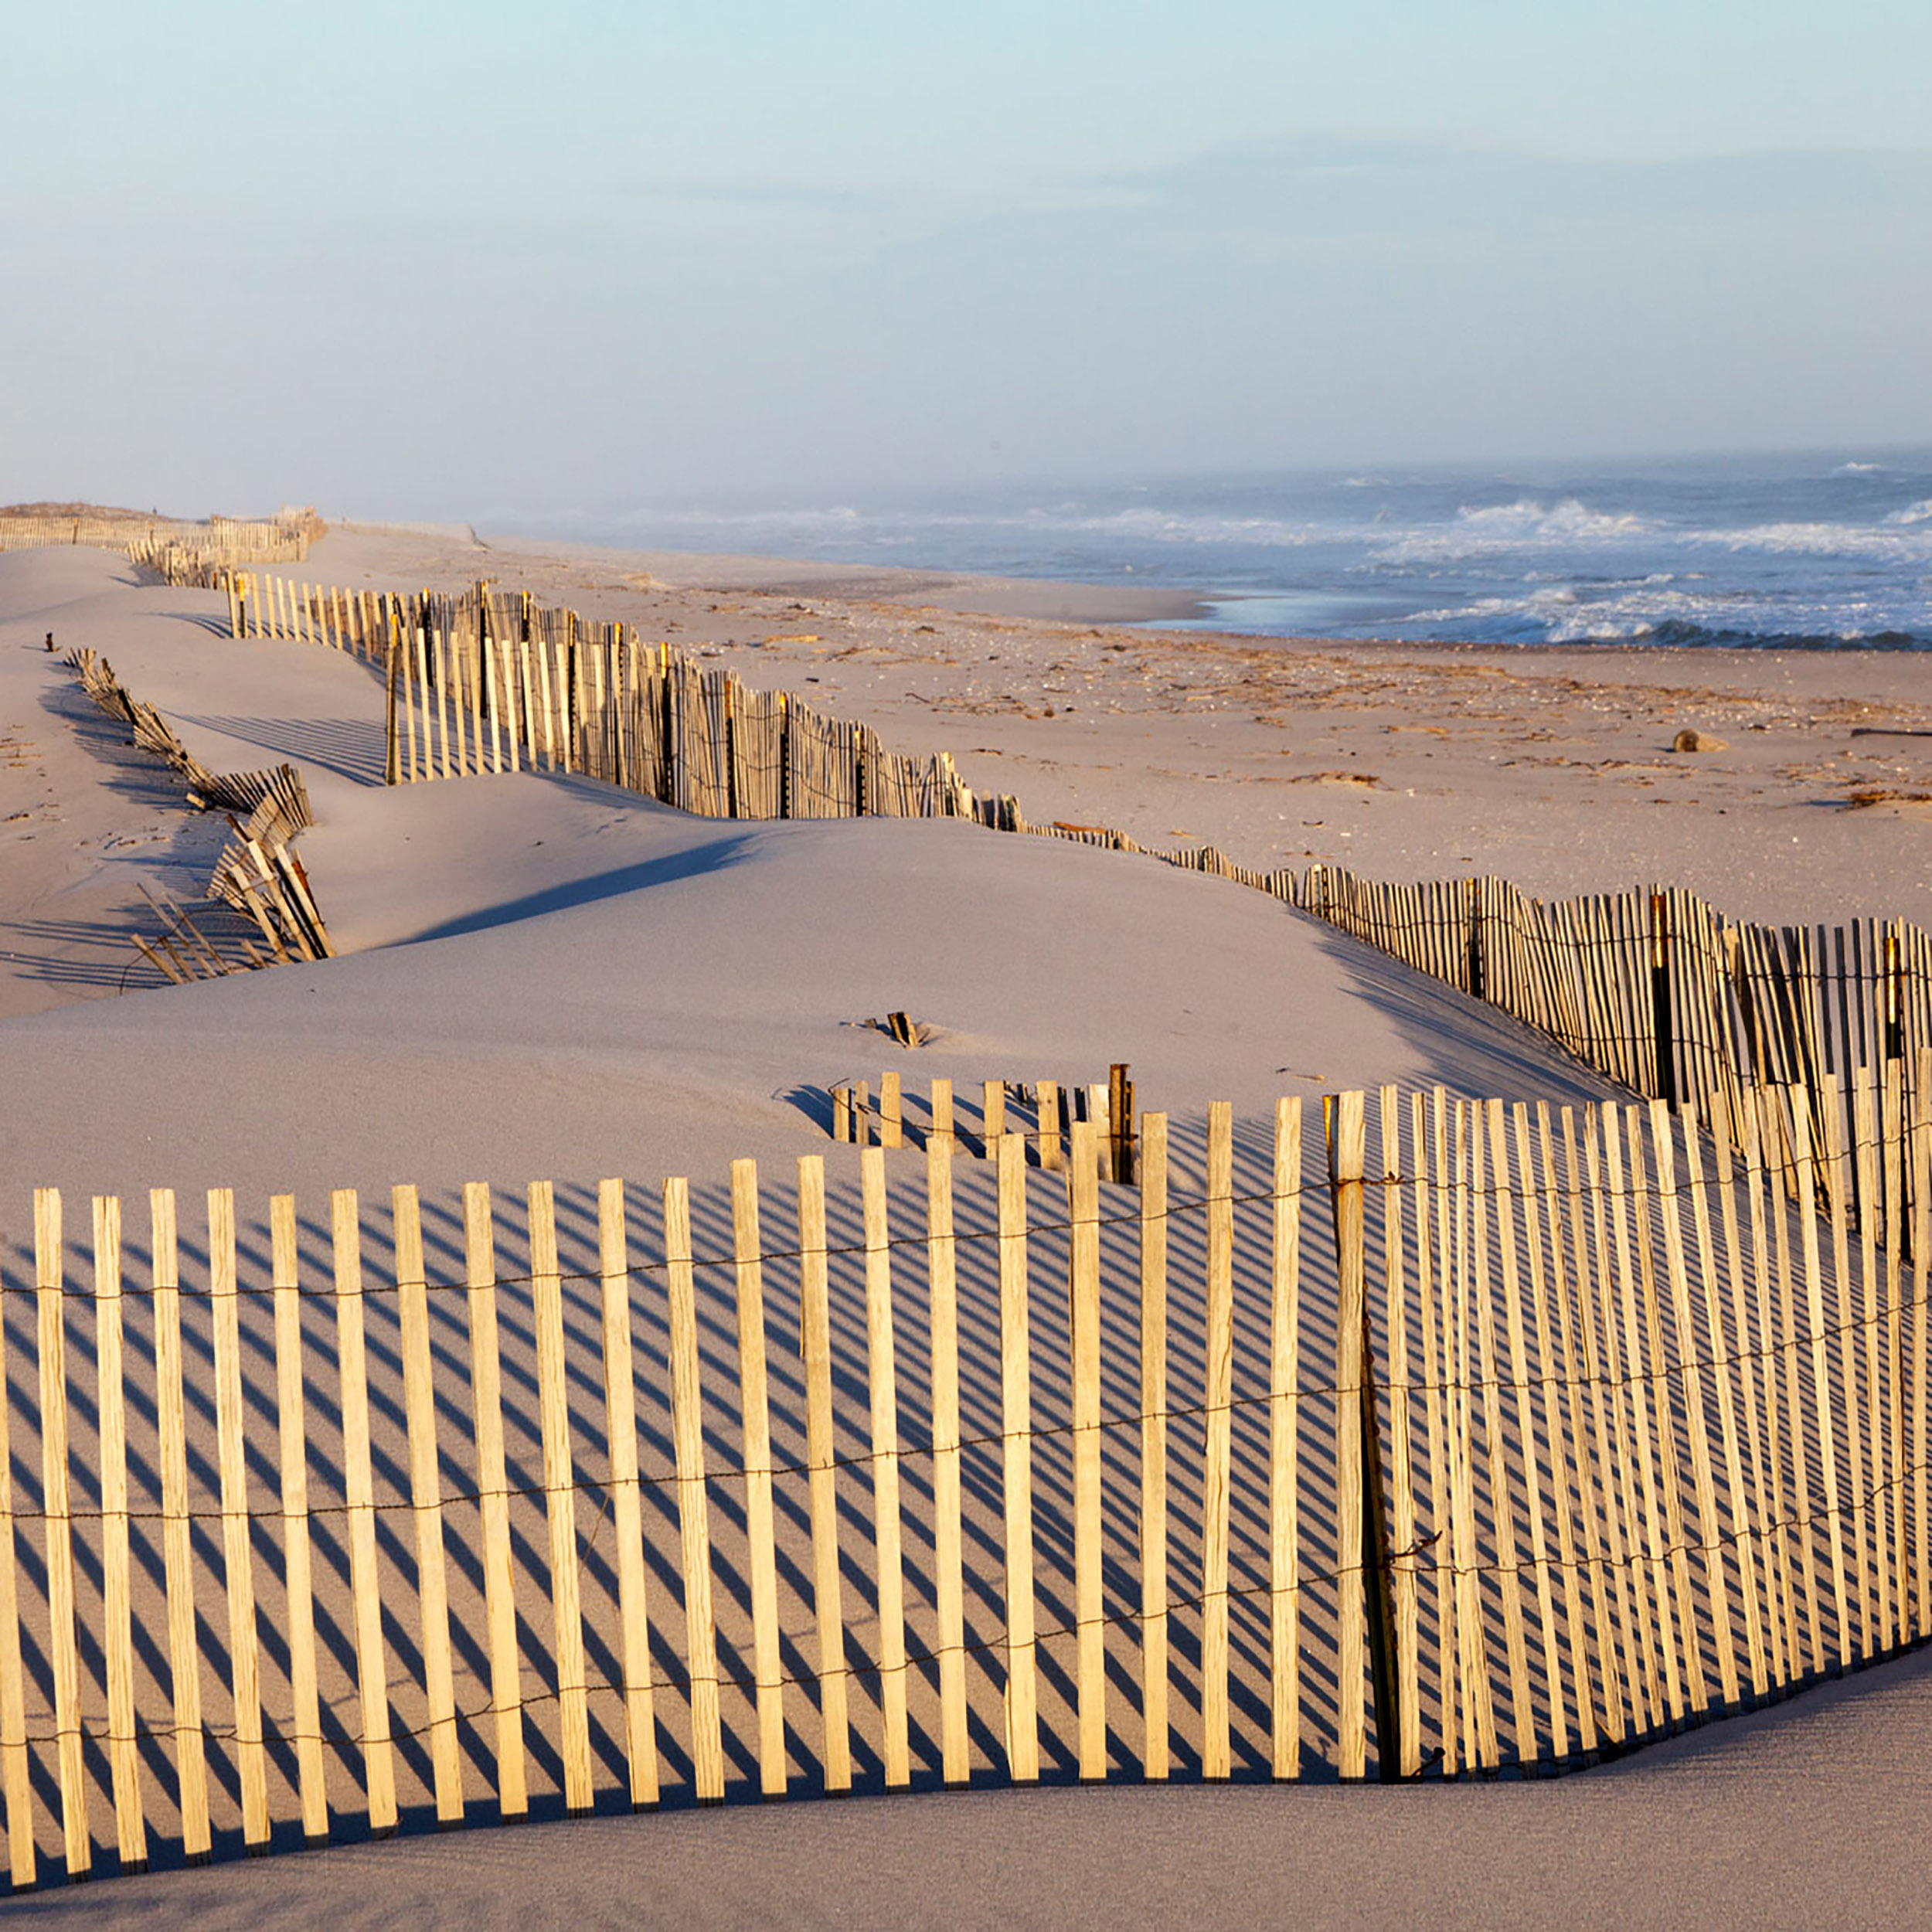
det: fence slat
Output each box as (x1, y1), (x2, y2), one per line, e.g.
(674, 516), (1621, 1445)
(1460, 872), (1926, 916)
(664, 1177), (725, 1803)
(1411, 1094), (1455, 1770)
(1468, 1116), (1536, 1758)
(995, 1134), (1040, 1783)
(1820, 1078), (1873, 1657)
(1512, 1105), (1593, 1757)
(1068, 1120), (1107, 1781)
(270, 1195), (328, 1845)
(862, 1150), (913, 1788)
(1269, 1099), (1302, 1779)
(1140, 1112), (1171, 1781)
(529, 1182), (594, 1812)
(1852, 1066), (1893, 1653)
(1536, 1105), (1614, 1750)
(1332, 1094), (1369, 1779)
(461, 1183), (529, 1818)
(393, 1185), (464, 1825)
(728, 1164), (784, 1799)
(34, 1190), (88, 1876)
(796, 1157), (852, 1791)
(209, 1188), (271, 1849)
(1648, 1103), (1738, 1707)
(924, 1135), (970, 1784)
(1380, 1088), (1421, 1778)
(151, 1190), (212, 1858)
(1200, 1100), (1236, 1780)
(1485, 1098), (1561, 1760)
(0, 1209), (32, 1888)
(1679, 1110), (1769, 1702)
(1788, 1092), (1855, 1663)
(93, 1196), (148, 1871)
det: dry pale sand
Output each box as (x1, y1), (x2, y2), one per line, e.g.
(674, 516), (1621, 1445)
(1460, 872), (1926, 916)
(11, 1641), (1932, 1930)
(2, 530), (1927, 1925)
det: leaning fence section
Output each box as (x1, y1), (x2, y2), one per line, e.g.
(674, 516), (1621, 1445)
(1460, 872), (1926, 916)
(222, 575), (974, 820)
(63, 650), (331, 979)
(2, 1066), (1927, 1888)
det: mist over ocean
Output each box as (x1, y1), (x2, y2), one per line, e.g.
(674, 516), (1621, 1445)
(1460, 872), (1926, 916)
(492, 448), (1932, 649)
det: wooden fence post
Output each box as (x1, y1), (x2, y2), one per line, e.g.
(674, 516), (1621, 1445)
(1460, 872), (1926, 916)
(1651, 889), (1678, 1107)
(1200, 1100), (1235, 1779)
(1109, 1063), (1136, 1184)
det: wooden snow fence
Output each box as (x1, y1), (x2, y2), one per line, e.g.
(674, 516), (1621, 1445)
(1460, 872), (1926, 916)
(828, 1073), (1138, 1185)
(63, 650), (332, 979)
(1297, 863), (1932, 1240)
(221, 577), (973, 821)
(0, 513), (311, 571)
(207, 572), (1932, 1209)
(2, 1069), (1927, 1888)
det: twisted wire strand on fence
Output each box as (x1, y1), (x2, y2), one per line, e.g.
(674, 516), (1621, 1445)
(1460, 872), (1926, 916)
(2, 1257), (1926, 1532)
(11, 1433), (1927, 1758)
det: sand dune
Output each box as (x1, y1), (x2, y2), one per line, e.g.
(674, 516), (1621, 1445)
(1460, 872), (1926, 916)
(2, 535), (1925, 1925)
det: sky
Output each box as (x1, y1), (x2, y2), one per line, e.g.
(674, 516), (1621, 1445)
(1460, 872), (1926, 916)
(4, 0), (1930, 521)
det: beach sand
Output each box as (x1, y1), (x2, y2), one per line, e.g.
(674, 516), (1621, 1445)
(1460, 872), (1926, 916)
(2, 528), (1927, 1924)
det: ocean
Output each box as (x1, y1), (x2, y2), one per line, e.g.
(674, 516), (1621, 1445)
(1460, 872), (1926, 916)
(495, 447), (1932, 649)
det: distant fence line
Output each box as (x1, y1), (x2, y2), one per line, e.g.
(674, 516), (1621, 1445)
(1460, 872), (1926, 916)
(0, 512), (316, 570)
(1, 1067), (1926, 1886)
(224, 573), (974, 818)
(209, 573), (1929, 1206)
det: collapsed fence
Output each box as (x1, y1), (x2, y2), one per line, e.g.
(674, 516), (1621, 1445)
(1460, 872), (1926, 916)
(63, 650), (332, 978)
(2, 1066), (1927, 1886)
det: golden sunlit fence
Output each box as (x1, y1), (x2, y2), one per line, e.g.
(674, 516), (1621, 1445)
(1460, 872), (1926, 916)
(212, 573), (1930, 1226)
(2, 1065), (1927, 1888)
(223, 575), (974, 817)
(0, 512), (315, 572)
(1294, 863), (1932, 1233)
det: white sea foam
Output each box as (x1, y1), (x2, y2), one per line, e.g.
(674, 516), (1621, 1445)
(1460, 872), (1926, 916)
(1696, 519), (1932, 562)
(1371, 498), (1653, 562)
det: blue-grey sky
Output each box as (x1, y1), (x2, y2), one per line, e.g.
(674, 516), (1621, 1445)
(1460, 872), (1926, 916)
(5, 0), (1930, 518)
